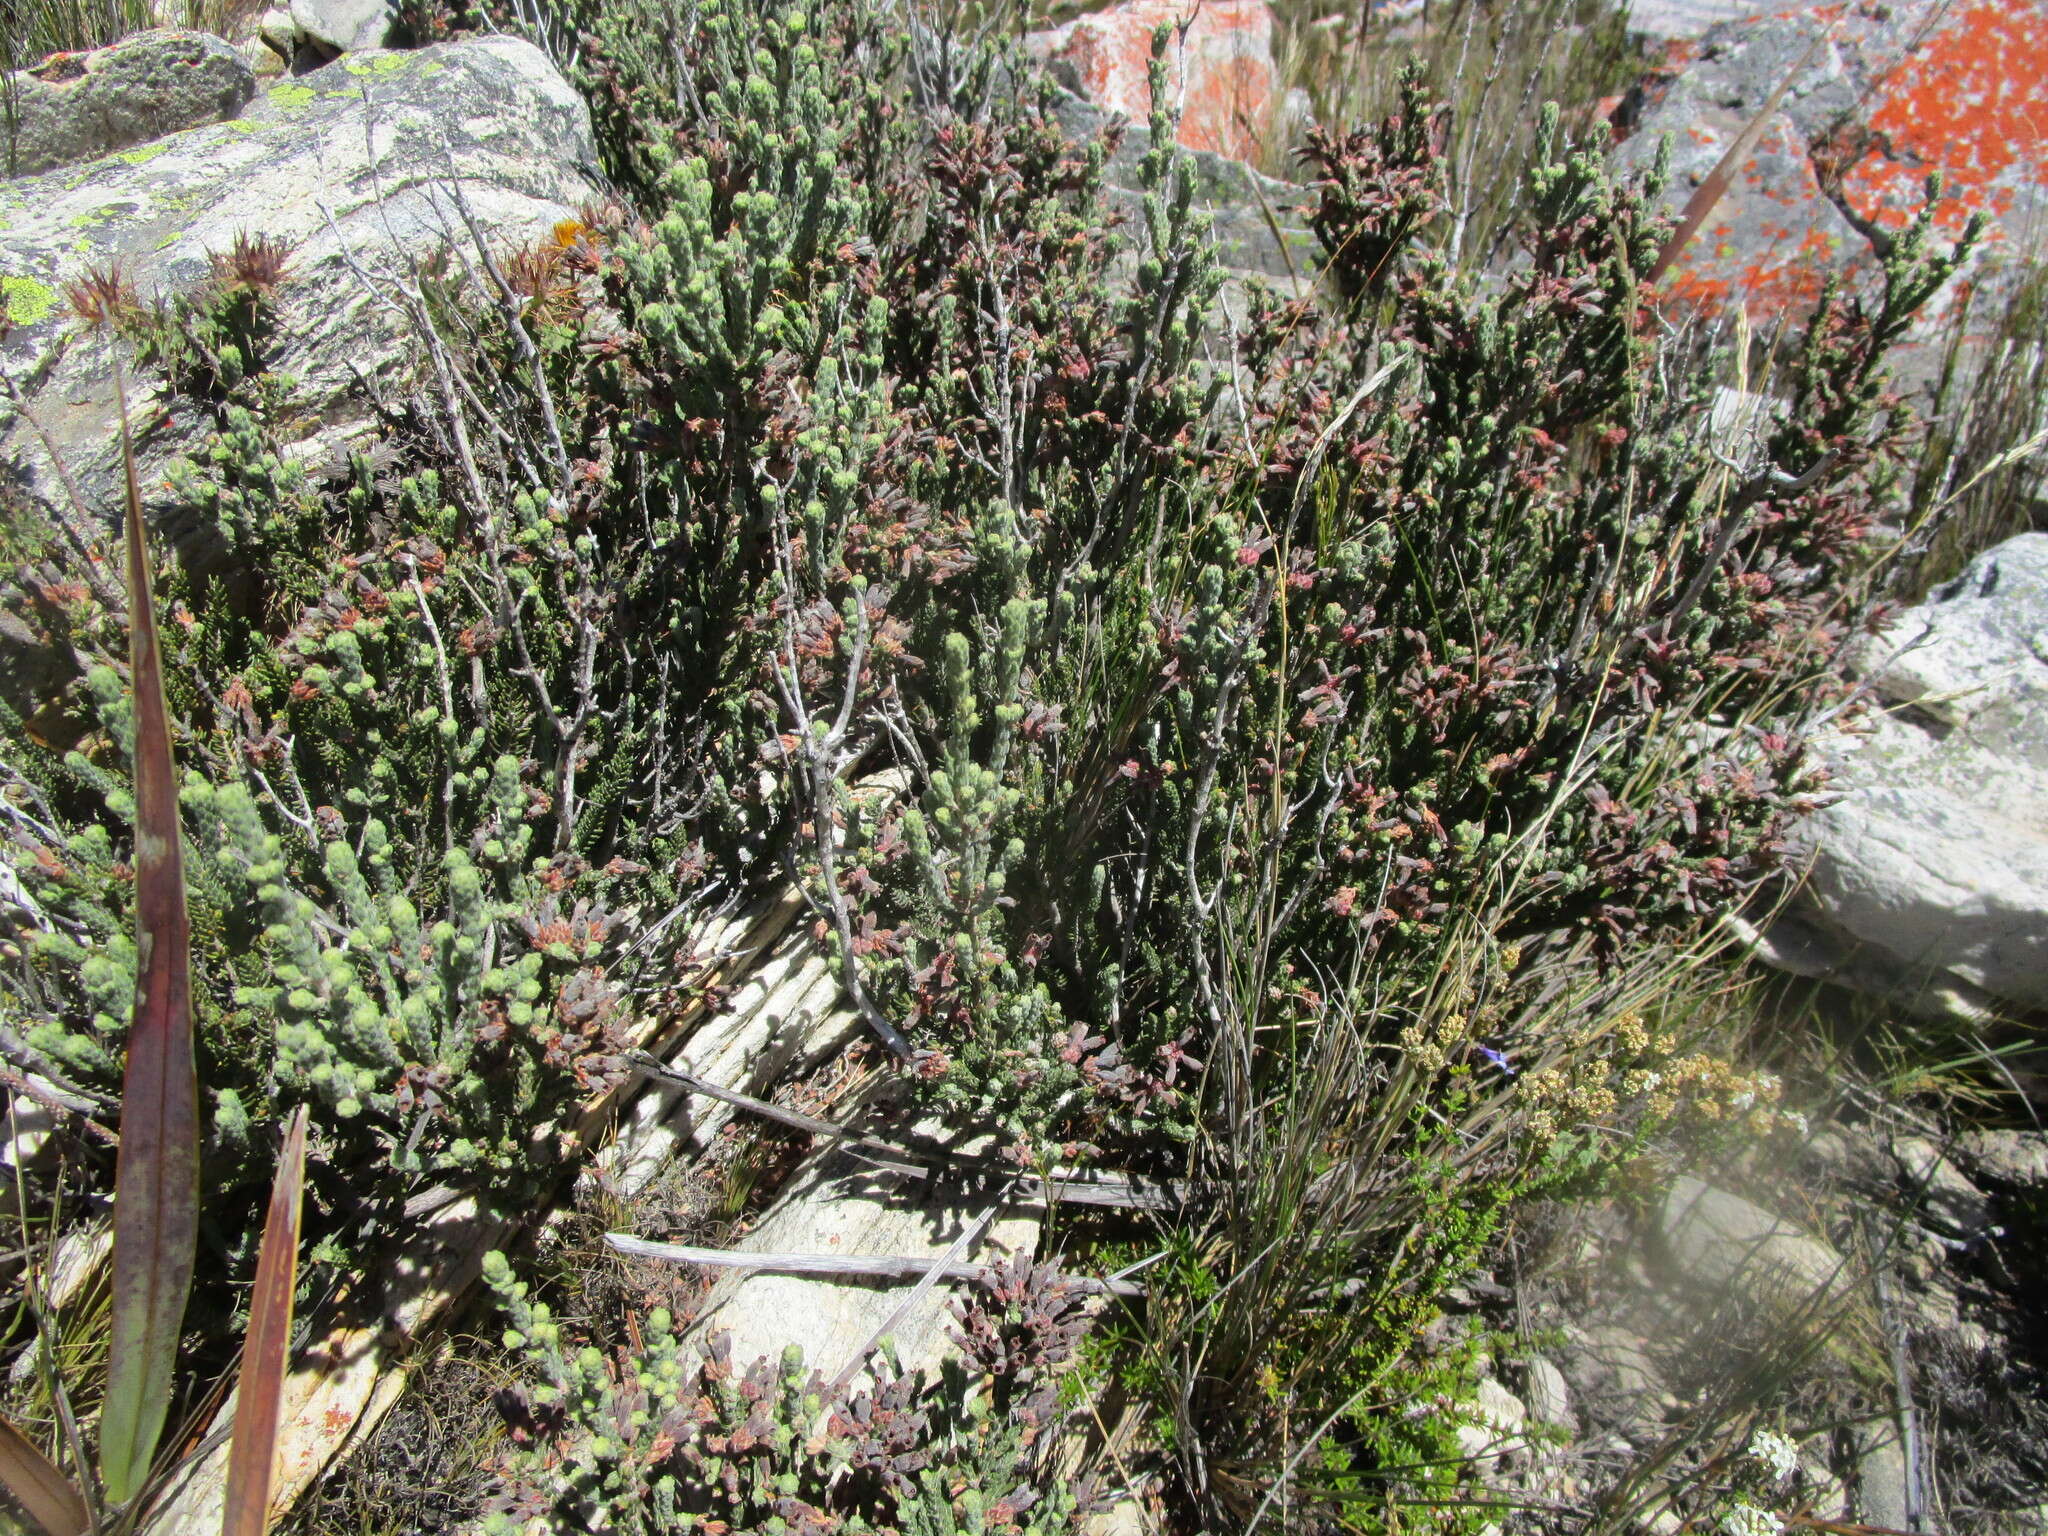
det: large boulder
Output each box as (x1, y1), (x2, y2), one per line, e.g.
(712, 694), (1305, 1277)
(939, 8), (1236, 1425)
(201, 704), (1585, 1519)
(0, 37), (599, 575)
(1613, 0), (2047, 370)
(1771, 534), (2048, 1019)
(2, 30), (256, 179)
(1027, 0), (1279, 164)
(289, 0), (400, 58)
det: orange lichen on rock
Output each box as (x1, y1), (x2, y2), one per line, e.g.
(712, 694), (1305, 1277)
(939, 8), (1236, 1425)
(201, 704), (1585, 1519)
(1025, 0), (1278, 162)
(1622, 0), (2046, 349)
(1840, 0), (2048, 236)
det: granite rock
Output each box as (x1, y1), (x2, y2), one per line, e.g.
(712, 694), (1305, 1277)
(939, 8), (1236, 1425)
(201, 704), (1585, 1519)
(2, 30), (255, 179)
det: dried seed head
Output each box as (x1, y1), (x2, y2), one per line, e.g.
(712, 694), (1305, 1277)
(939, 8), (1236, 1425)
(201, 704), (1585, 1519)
(210, 231), (291, 295)
(64, 262), (140, 331)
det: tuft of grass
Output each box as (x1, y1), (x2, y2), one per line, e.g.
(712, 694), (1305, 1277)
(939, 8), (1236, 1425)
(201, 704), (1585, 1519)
(1897, 258), (2048, 597)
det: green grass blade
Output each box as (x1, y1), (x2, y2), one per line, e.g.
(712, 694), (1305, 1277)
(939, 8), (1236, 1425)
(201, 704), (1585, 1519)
(222, 1105), (311, 1536)
(99, 366), (201, 1509)
(0, 1416), (88, 1536)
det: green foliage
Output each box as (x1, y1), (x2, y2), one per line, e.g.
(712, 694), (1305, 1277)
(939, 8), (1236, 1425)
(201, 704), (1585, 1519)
(0, 0), (1994, 1524)
(183, 756), (614, 1177)
(481, 1250), (1094, 1535)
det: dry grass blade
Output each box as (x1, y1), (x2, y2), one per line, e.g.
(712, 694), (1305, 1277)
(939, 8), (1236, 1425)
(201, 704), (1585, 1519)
(221, 1105), (311, 1536)
(100, 367), (203, 1509)
(0, 1415), (88, 1536)
(1648, 26), (1833, 287)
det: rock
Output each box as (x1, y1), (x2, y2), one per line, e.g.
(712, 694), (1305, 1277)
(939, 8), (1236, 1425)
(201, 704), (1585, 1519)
(1890, 1135), (1996, 1237)
(1620, 0), (1770, 39)
(1852, 1420), (1914, 1532)
(1800, 1454), (1850, 1522)
(1522, 1354), (1572, 1430)
(289, 0), (397, 57)
(1048, 86), (1315, 282)
(0, 38), (598, 638)
(1572, 1324), (1665, 1406)
(1778, 535), (2048, 1018)
(258, 6), (300, 48)
(1454, 1377), (1528, 1470)
(1612, 0), (2047, 372)
(1900, 1269), (1962, 1333)
(256, 7), (304, 64)
(239, 32), (289, 80)
(1798, 1124), (1889, 1188)
(1027, 0), (1278, 164)
(2, 31), (255, 179)
(685, 1131), (1041, 1386)
(1655, 1176), (1848, 1314)
(1084, 1500), (1150, 1536)
(1954, 1128), (2048, 1190)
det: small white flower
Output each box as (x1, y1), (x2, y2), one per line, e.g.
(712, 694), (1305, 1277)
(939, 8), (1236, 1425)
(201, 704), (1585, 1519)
(1719, 1500), (1783, 1536)
(1747, 1428), (1799, 1484)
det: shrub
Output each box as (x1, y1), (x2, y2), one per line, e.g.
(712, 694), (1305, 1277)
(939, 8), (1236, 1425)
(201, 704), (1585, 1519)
(481, 1250), (1095, 1534)
(0, 0), (1986, 1523)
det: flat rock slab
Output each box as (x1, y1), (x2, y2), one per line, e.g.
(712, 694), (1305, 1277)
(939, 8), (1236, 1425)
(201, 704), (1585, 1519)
(0, 36), (597, 573)
(688, 1130), (1041, 1386)
(3, 30), (256, 180)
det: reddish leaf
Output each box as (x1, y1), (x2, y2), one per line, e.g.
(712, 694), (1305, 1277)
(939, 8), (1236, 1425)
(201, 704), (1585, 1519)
(223, 1105), (311, 1536)
(0, 1416), (87, 1536)
(100, 368), (201, 1508)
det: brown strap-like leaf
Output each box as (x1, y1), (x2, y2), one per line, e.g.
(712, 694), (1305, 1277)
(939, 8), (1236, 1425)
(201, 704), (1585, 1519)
(0, 1415), (88, 1536)
(1648, 26), (1834, 288)
(223, 1105), (311, 1536)
(100, 364), (202, 1509)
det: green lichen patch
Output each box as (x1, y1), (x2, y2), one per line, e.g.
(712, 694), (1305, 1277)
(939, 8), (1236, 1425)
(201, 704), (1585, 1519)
(342, 52), (415, 78)
(113, 140), (175, 167)
(0, 274), (59, 327)
(67, 199), (145, 230)
(268, 82), (317, 110)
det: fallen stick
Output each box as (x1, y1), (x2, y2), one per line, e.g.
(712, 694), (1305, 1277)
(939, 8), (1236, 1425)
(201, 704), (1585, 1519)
(603, 1233), (1146, 1298)
(620, 1052), (1195, 1211)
